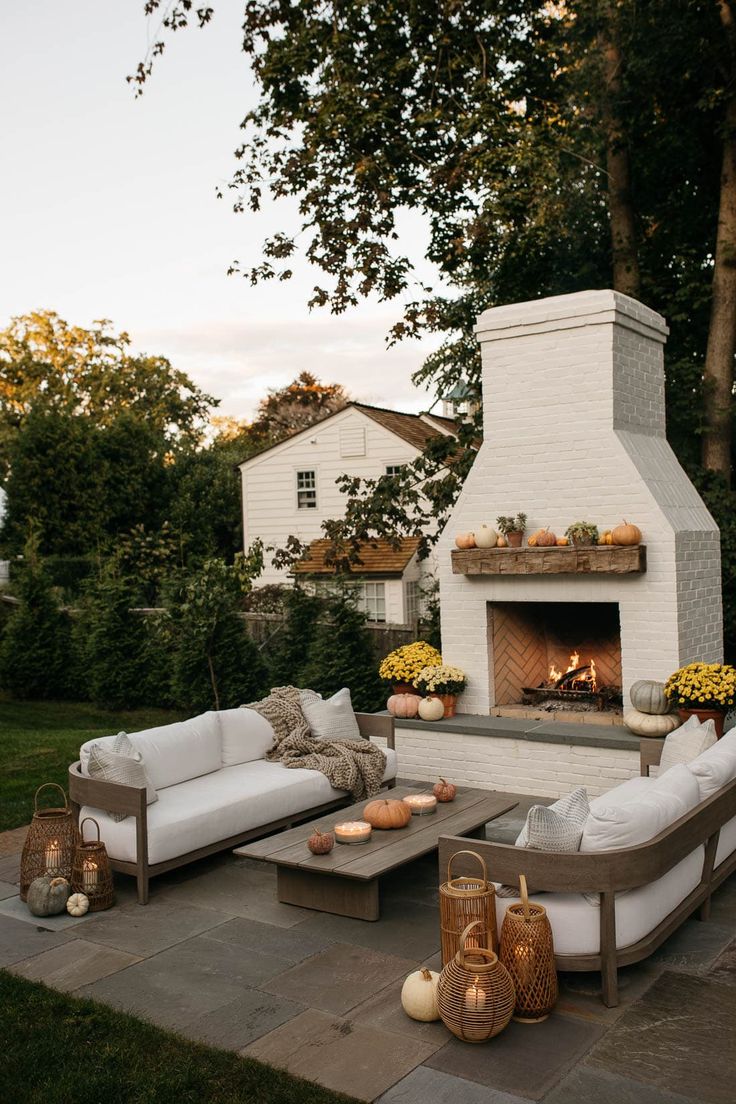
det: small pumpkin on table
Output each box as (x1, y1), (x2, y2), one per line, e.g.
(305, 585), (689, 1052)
(307, 828), (335, 855)
(363, 798), (412, 830)
(433, 778), (457, 802)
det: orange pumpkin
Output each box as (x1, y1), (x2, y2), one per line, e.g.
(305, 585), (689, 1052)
(497, 536), (508, 548)
(387, 693), (420, 719)
(556, 537), (569, 546)
(433, 778), (457, 802)
(454, 532), (476, 549)
(363, 798), (412, 830)
(536, 528), (557, 547)
(611, 520), (641, 545)
(527, 534), (538, 547)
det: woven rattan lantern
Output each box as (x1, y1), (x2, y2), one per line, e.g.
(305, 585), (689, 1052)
(440, 849), (498, 966)
(20, 784), (79, 901)
(499, 875), (558, 1023)
(436, 920), (516, 1043)
(71, 817), (114, 912)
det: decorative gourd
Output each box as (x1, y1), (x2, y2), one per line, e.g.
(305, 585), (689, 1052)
(455, 532), (476, 549)
(527, 534), (538, 547)
(556, 536), (569, 546)
(623, 708), (680, 737)
(598, 530), (613, 546)
(536, 528), (557, 547)
(401, 967), (440, 1021)
(496, 536), (507, 548)
(363, 798), (412, 830)
(66, 892), (90, 917)
(418, 696), (445, 722)
(630, 679), (670, 716)
(474, 525), (498, 548)
(27, 875), (70, 917)
(433, 778), (457, 802)
(612, 520), (641, 545)
(307, 828), (335, 855)
(386, 693), (420, 719)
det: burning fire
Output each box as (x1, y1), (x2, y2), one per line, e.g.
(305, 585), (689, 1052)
(548, 652), (597, 692)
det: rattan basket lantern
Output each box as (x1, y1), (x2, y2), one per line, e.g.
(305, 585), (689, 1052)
(71, 817), (114, 912)
(20, 783), (79, 901)
(436, 920), (516, 1043)
(440, 849), (498, 966)
(499, 875), (558, 1023)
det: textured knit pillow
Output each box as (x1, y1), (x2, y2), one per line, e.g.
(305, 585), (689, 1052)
(87, 732), (158, 822)
(516, 786), (590, 849)
(659, 714), (717, 774)
(300, 687), (361, 742)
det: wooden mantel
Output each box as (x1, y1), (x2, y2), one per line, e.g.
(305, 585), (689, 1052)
(451, 544), (646, 576)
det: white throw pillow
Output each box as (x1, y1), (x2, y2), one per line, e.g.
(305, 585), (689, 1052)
(659, 715), (717, 773)
(219, 708), (275, 766)
(300, 687), (361, 742)
(87, 733), (158, 822)
(688, 728), (736, 801)
(580, 764), (698, 853)
(516, 787), (590, 850)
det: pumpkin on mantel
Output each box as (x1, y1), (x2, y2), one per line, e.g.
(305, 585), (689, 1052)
(612, 520), (642, 545)
(630, 679), (669, 715)
(387, 693), (420, 719)
(474, 525), (498, 548)
(363, 798), (412, 830)
(455, 532), (476, 549)
(623, 708), (680, 737)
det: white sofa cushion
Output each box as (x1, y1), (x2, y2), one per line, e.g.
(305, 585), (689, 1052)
(716, 813), (736, 866)
(581, 765), (699, 852)
(80, 713), (222, 790)
(659, 715), (717, 773)
(219, 708), (275, 766)
(300, 687), (362, 742)
(688, 728), (736, 801)
(81, 747), (398, 866)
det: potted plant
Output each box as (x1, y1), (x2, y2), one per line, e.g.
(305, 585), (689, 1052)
(413, 664), (468, 717)
(379, 641), (442, 695)
(565, 521), (599, 547)
(664, 662), (736, 738)
(496, 513), (527, 548)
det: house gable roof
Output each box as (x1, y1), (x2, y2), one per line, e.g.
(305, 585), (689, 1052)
(293, 536), (421, 577)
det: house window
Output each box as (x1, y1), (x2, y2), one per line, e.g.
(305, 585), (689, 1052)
(385, 464), (403, 477)
(406, 579), (421, 623)
(362, 581), (386, 622)
(296, 470), (317, 509)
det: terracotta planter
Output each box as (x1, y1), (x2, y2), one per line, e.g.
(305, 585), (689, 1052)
(506, 531), (524, 548)
(392, 682), (421, 696)
(571, 536), (595, 547)
(429, 693), (457, 718)
(678, 707), (725, 738)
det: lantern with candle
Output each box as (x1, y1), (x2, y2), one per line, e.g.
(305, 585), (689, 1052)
(71, 817), (114, 911)
(499, 875), (558, 1022)
(440, 850), (498, 965)
(436, 920), (515, 1043)
(20, 783), (79, 901)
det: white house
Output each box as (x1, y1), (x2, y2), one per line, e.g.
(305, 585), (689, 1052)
(237, 402), (457, 624)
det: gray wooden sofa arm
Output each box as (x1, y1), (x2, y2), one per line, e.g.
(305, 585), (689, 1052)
(356, 712), (395, 750)
(640, 737), (664, 776)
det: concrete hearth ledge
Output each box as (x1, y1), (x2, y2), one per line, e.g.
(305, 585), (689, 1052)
(381, 711), (641, 751)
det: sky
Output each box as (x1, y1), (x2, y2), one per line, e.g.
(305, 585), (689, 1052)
(0, 3), (441, 421)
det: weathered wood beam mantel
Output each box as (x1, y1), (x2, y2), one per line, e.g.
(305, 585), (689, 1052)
(451, 545), (646, 576)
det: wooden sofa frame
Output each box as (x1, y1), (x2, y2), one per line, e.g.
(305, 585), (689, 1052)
(438, 738), (736, 1007)
(68, 712), (395, 906)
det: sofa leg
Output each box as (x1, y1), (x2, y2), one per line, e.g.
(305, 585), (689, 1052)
(699, 895), (712, 921)
(386, 779), (397, 790)
(137, 870), (149, 906)
(601, 960), (619, 1008)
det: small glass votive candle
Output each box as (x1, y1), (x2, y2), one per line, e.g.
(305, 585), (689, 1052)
(404, 793), (438, 816)
(334, 820), (372, 845)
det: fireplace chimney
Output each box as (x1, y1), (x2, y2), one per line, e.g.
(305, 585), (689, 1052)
(440, 290), (722, 713)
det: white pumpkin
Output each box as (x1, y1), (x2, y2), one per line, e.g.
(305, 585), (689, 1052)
(629, 679), (670, 715)
(66, 892), (90, 917)
(623, 708), (681, 737)
(418, 696), (445, 722)
(474, 525), (498, 549)
(401, 967), (440, 1021)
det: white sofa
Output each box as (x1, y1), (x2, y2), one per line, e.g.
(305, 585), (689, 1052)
(69, 707), (397, 903)
(439, 727), (736, 1005)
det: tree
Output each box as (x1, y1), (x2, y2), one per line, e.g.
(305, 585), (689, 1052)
(0, 311), (215, 476)
(248, 372), (349, 447)
(76, 572), (153, 710)
(298, 593), (385, 712)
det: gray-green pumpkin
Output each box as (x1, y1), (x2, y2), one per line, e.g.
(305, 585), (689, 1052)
(630, 679), (670, 715)
(27, 875), (71, 917)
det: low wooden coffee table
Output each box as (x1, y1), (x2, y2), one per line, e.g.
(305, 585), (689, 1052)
(234, 785), (517, 921)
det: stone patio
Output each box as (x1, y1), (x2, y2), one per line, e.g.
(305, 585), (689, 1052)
(1, 796), (734, 1103)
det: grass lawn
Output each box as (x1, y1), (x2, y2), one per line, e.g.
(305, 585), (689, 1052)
(1, 971), (358, 1104)
(0, 697), (187, 832)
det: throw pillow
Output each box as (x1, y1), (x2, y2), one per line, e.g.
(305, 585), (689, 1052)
(659, 714), (717, 774)
(87, 732), (158, 822)
(516, 786), (590, 849)
(300, 687), (361, 742)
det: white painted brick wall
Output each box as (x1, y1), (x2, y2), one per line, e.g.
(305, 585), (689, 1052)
(374, 731), (639, 800)
(438, 290), (722, 713)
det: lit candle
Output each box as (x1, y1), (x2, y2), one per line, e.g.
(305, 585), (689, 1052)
(82, 858), (98, 892)
(464, 980), (486, 1012)
(403, 794), (438, 816)
(512, 942), (535, 987)
(334, 820), (372, 845)
(45, 838), (62, 875)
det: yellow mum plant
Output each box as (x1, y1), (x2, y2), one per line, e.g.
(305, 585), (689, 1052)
(379, 641), (442, 684)
(664, 662), (736, 711)
(413, 664), (468, 696)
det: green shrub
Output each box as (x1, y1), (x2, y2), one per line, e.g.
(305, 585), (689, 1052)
(75, 574), (152, 710)
(264, 586), (323, 686)
(298, 595), (385, 712)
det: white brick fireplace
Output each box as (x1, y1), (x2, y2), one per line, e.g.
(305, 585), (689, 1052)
(439, 289), (723, 716)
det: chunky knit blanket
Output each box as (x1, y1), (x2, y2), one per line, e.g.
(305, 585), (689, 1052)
(244, 686), (386, 801)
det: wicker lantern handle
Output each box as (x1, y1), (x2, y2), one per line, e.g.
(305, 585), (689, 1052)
(80, 817), (101, 844)
(458, 920), (493, 967)
(33, 783), (69, 813)
(446, 849), (488, 886)
(519, 873), (531, 920)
